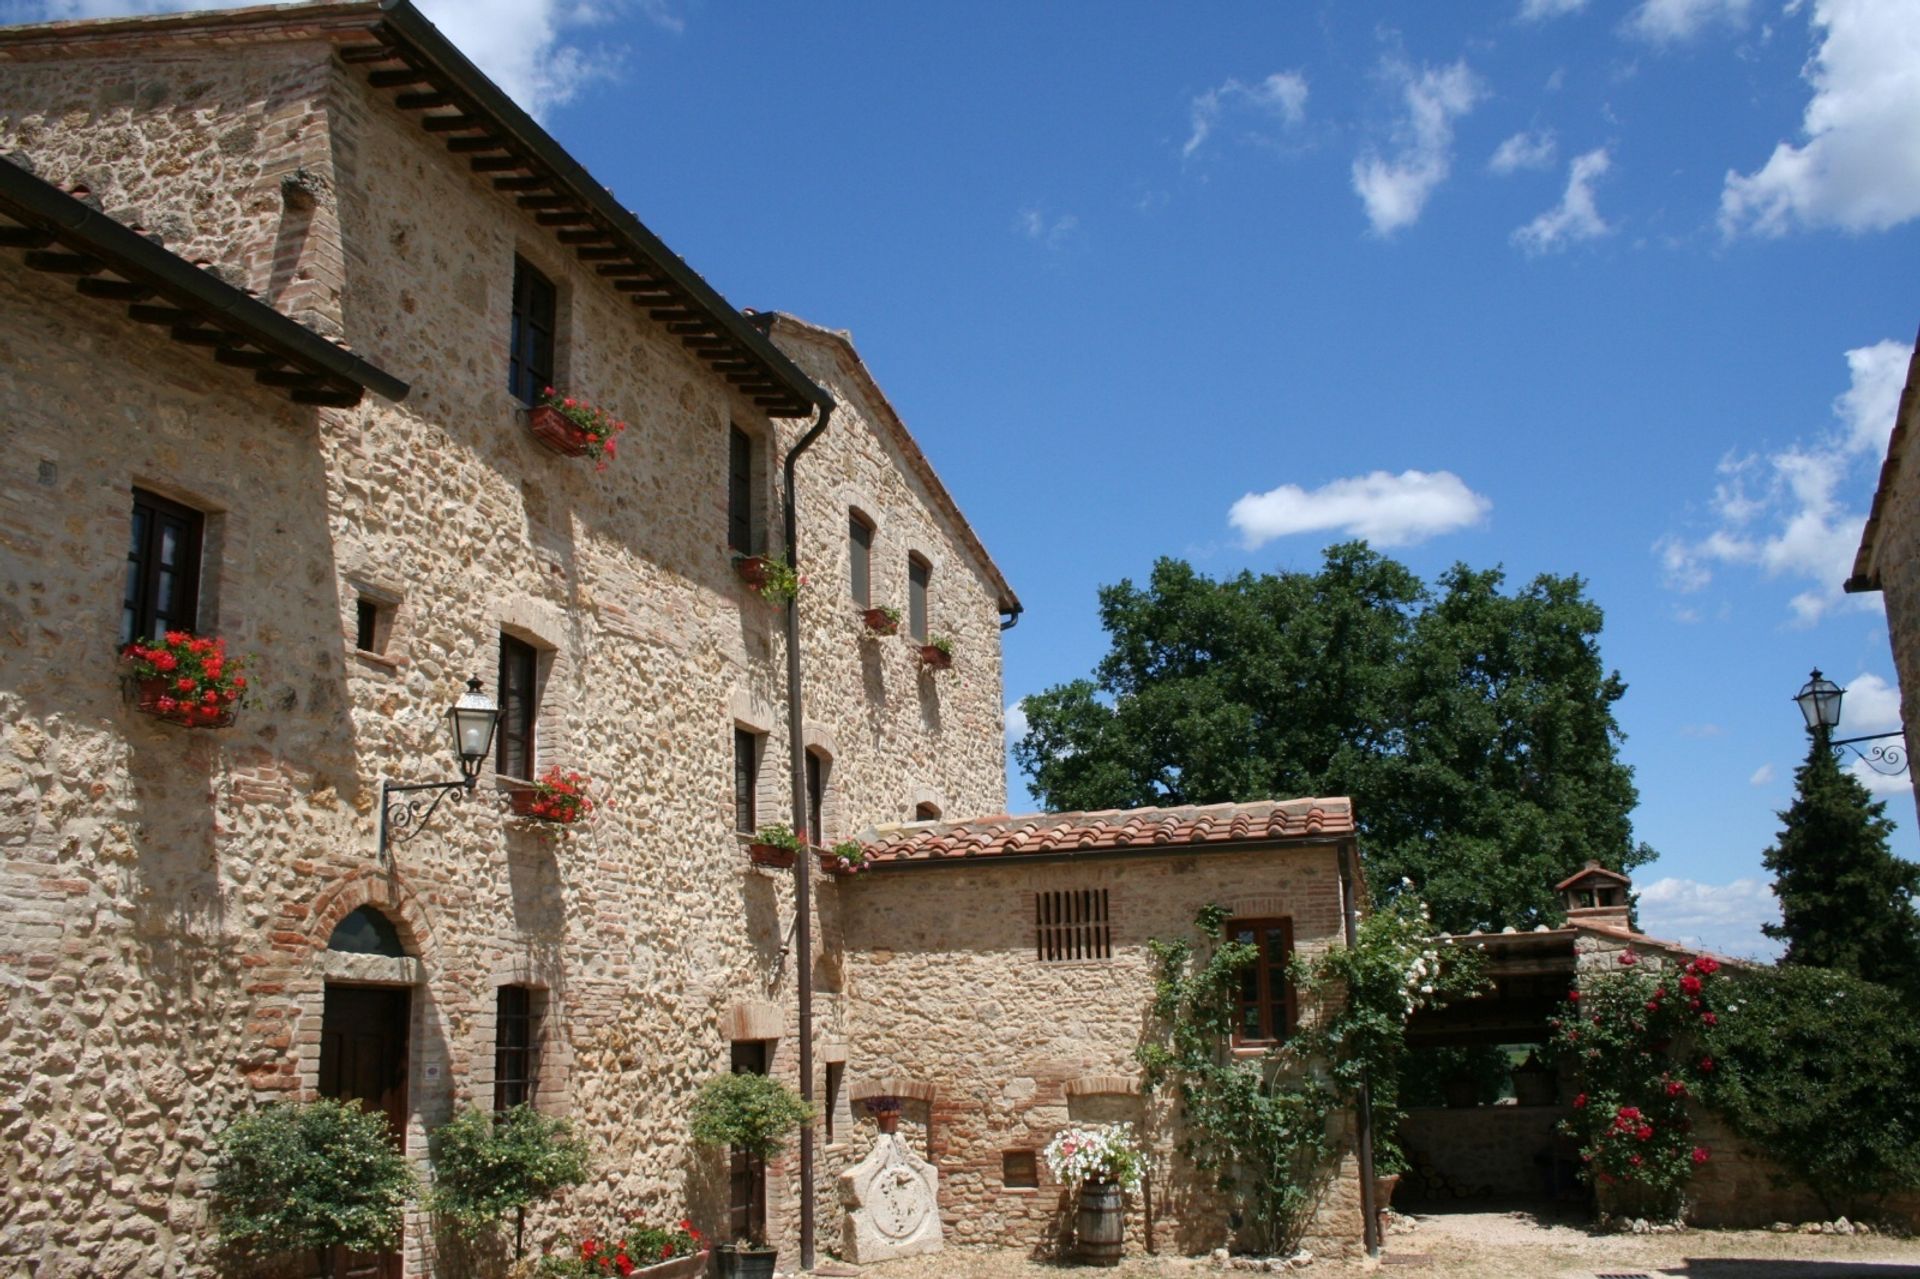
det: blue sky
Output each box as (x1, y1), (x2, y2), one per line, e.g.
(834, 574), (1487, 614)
(17, 0), (1920, 957)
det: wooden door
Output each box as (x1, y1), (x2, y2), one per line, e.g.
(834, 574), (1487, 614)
(317, 984), (410, 1279)
(727, 1040), (768, 1243)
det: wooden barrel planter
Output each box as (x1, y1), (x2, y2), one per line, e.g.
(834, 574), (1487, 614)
(1077, 1181), (1124, 1266)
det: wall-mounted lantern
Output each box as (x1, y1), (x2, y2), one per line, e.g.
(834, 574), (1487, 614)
(378, 676), (502, 858)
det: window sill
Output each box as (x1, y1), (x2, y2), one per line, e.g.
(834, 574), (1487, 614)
(352, 647), (404, 672)
(1231, 1044), (1281, 1060)
(1000, 1186), (1042, 1196)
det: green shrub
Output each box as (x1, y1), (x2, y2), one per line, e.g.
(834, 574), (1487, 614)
(689, 1072), (813, 1163)
(427, 1105), (590, 1251)
(211, 1097), (416, 1260)
(1702, 965), (1920, 1214)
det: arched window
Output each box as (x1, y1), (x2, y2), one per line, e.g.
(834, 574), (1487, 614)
(328, 905), (408, 958)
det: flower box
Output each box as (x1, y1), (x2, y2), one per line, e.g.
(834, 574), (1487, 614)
(747, 842), (797, 869)
(133, 677), (238, 728)
(918, 644), (953, 671)
(508, 788), (584, 823)
(735, 555), (774, 590)
(635, 1250), (708, 1279)
(508, 767), (593, 824)
(528, 404), (592, 456)
(861, 607), (900, 637)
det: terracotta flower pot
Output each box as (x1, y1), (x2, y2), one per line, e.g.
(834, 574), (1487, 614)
(133, 677), (238, 728)
(918, 645), (952, 671)
(528, 404), (592, 456)
(861, 608), (900, 636)
(733, 555), (774, 590)
(508, 789), (583, 823)
(747, 842), (797, 869)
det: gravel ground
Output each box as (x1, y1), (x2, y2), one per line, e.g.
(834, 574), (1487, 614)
(819, 1209), (1920, 1279)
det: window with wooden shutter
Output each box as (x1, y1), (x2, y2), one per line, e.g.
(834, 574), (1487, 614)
(497, 635), (538, 780)
(1035, 889), (1112, 962)
(493, 984), (542, 1112)
(122, 489), (204, 646)
(849, 512), (873, 607)
(907, 554), (930, 641)
(508, 256), (556, 404)
(728, 426), (754, 554)
(1229, 917), (1297, 1046)
(734, 728), (759, 834)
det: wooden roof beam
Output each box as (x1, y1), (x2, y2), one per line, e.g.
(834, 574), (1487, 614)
(340, 44), (401, 64)
(447, 137), (508, 154)
(422, 114), (483, 133)
(368, 68), (433, 88)
(0, 225), (55, 248)
(127, 302), (195, 326)
(534, 210), (591, 226)
(492, 175), (550, 192)
(213, 346), (283, 370)
(470, 156), (529, 173)
(24, 249), (103, 274)
(393, 90), (455, 110)
(517, 195), (574, 210)
(76, 277), (154, 301)
(170, 323), (229, 347)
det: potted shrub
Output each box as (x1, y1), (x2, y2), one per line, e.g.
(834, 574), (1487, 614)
(428, 1104), (589, 1262)
(534, 1218), (707, 1279)
(529, 387), (627, 470)
(747, 822), (803, 870)
(122, 631), (248, 727)
(863, 1094), (902, 1134)
(690, 1073), (813, 1279)
(917, 635), (953, 670)
(860, 605), (900, 637)
(210, 1097), (416, 1271)
(510, 766), (595, 824)
(821, 839), (868, 876)
(733, 554), (802, 604)
(1042, 1122), (1144, 1266)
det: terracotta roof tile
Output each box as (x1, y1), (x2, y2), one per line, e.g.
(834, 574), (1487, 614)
(858, 797), (1354, 868)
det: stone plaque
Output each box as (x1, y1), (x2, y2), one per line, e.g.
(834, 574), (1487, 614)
(837, 1133), (942, 1263)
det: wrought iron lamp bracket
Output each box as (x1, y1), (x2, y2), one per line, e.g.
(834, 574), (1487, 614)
(378, 776), (477, 860)
(1829, 730), (1910, 777)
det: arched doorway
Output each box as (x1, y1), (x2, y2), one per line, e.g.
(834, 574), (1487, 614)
(318, 905), (412, 1279)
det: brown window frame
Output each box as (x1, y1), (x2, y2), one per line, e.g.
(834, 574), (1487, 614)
(1002, 1150), (1039, 1190)
(497, 634), (538, 780)
(123, 488), (204, 646)
(734, 727), (759, 834)
(509, 255), (556, 405)
(728, 425), (754, 555)
(1035, 889), (1112, 962)
(848, 511), (874, 607)
(907, 553), (931, 642)
(493, 984), (541, 1112)
(1229, 917), (1297, 1047)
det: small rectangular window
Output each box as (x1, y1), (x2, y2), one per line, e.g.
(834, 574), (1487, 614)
(1036, 889), (1111, 962)
(509, 256), (557, 404)
(805, 749), (825, 847)
(728, 426), (754, 555)
(497, 635), (538, 779)
(734, 728), (759, 834)
(849, 514), (873, 607)
(1230, 917), (1297, 1046)
(1002, 1150), (1039, 1189)
(907, 555), (930, 642)
(123, 489), (204, 646)
(825, 1062), (845, 1144)
(494, 984), (541, 1112)
(355, 598), (379, 652)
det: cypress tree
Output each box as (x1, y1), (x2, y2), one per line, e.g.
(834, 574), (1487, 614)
(1762, 730), (1920, 992)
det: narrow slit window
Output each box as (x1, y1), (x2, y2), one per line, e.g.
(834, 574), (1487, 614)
(728, 426), (754, 555)
(907, 554), (930, 642)
(493, 984), (541, 1112)
(508, 256), (556, 405)
(123, 488), (204, 646)
(805, 749), (826, 847)
(849, 512), (873, 607)
(1035, 889), (1112, 962)
(734, 728), (759, 834)
(497, 635), (538, 780)
(825, 1062), (845, 1144)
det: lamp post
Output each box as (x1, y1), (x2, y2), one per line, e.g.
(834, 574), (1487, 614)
(378, 675), (503, 858)
(1792, 668), (1909, 776)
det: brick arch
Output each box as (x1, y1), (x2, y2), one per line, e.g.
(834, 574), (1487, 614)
(308, 868), (438, 964)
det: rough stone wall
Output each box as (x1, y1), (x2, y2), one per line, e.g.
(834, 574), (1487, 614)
(829, 846), (1364, 1260)
(1866, 378), (1920, 832)
(0, 29), (1010, 1279)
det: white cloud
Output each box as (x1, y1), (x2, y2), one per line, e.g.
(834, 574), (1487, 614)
(1634, 875), (1783, 960)
(1680, 722), (1727, 738)
(1721, 0), (1920, 236)
(1749, 763), (1776, 785)
(1005, 699), (1029, 747)
(1229, 469), (1491, 550)
(1184, 72), (1309, 159)
(1841, 670), (1903, 733)
(1657, 339), (1910, 621)
(1015, 207), (1080, 251)
(1489, 129), (1559, 174)
(10, 0), (660, 117)
(1519, 0), (1588, 20)
(1627, 0), (1754, 43)
(1511, 147), (1614, 253)
(1351, 59), (1485, 236)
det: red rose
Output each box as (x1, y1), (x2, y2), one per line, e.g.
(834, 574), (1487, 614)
(1646, 1000), (1661, 1012)
(1618, 1106), (1641, 1120)
(1630, 1154), (1643, 1168)
(1692, 1146), (1711, 1164)
(1636, 1124), (1654, 1141)
(1568, 989), (1581, 1001)
(1680, 975), (1702, 995)
(1655, 986), (1668, 999)
(1699, 1056), (1715, 1072)
(1701, 1012), (1718, 1027)
(1618, 950), (1638, 966)
(1665, 1080), (1686, 1097)
(1695, 956), (1720, 975)
(582, 1239), (599, 1258)
(1573, 1093), (1587, 1108)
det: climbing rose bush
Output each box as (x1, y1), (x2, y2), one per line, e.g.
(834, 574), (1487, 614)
(1042, 1122), (1144, 1193)
(1550, 950), (1723, 1222)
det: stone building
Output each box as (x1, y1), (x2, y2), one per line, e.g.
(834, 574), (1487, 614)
(1847, 330), (1920, 826)
(0, 3), (1364, 1275)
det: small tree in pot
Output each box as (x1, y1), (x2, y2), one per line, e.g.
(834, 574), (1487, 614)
(689, 1073), (814, 1279)
(427, 1104), (590, 1262)
(210, 1098), (416, 1272)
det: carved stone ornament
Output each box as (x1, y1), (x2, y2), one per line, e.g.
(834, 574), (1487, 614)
(837, 1132), (943, 1263)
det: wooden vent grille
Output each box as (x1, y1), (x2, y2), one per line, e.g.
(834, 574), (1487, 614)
(1036, 889), (1112, 962)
